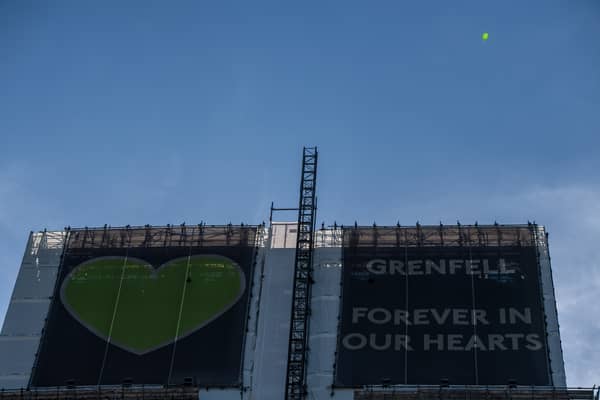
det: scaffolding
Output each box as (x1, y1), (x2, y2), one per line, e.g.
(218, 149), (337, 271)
(60, 223), (538, 251)
(341, 223), (539, 248)
(64, 224), (264, 250)
(0, 385), (198, 400)
(354, 386), (597, 400)
(285, 147), (318, 400)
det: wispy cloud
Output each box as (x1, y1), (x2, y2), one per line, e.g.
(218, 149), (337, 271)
(520, 185), (600, 387)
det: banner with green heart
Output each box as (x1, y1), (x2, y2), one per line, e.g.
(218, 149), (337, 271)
(60, 255), (246, 355)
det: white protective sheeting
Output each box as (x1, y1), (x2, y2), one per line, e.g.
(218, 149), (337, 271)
(0, 375), (30, 390)
(0, 337), (39, 375)
(306, 248), (352, 400)
(1, 301), (51, 336)
(270, 222), (298, 249)
(536, 227), (567, 387)
(10, 266), (57, 300)
(249, 248), (295, 400)
(0, 231), (64, 389)
(241, 247), (265, 396)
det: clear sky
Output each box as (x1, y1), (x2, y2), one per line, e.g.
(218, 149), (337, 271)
(1, 0), (599, 387)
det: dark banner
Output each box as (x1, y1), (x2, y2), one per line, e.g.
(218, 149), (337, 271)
(336, 242), (550, 386)
(32, 228), (257, 387)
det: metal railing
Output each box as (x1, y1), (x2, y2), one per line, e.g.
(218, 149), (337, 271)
(271, 224), (546, 249)
(0, 386), (198, 400)
(354, 385), (597, 400)
(63, 224), (260, 250)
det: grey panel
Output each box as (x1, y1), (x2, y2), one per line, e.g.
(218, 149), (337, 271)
(310, 297), (339, 337)
(0, 337), (39, 375)
(307, 248), (343, 400)
(1, 231), (63, 339)
(11, 267), (57, 300)
(34, 249), (63, 267)
(270, 223), (298, 249)
(537, 227), (567, 387)
(0, 301), (50, 336)
(22, 249), (64, 269)
(308, 335), (336, 375)
(313, 248), (343, 269)
(0, 375), (30, 390)
(242, 330), (257, 388)
(251, 249), (295, 400)
(0, 232), (65, 390)
(242, 247), (266, 394)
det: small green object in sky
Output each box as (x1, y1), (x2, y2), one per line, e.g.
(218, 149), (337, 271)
(482, 32), (489, 41)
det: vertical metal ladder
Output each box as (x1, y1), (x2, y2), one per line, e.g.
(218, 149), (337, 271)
(284, 147), (318, 400)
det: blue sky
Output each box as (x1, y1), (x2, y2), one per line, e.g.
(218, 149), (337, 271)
(1, 0), (599, 387)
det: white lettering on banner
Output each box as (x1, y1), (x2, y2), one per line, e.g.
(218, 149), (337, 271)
(424, 334), (444, 350)
(351, 307), (493, 326)
(488, 334), (507, 350)
(499, 259), (517, 274)
(390, 260), (403, 274)
(367, 259), (387, 274)
(343, 333), (366, 350)
(499, 308), (532, 324)
(449, 260), (463, 274)
(408, 260), (424, 275)
(352, 307), (368, 323)
(345, 307), (542, 352)
(414, 309), (428, 325)
(343, 333), (544, 352)
(430, 309), (452, 325)
(464, 335), (487, 351)
(426, 260), (446, 274)
(453, 309), (469, 325)
(448, 334), (463, 351)
(526, 334), (543, 350)
(342, 333), (413, 351)
(369, 308), (392, 324)
(473, 309), (489, 325)
(365, 258), (518, 276)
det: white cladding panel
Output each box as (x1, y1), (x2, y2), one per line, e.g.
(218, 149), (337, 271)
(0, 231), (64, 390)
(0, 376), (30, 390)
(241, 247), (265, 397)
(536, 227), (567, 387)
(250, 248), (295, 400)
(306, 248), (353, 400)
(11, 267), (57, 300)
(1, 301), (50, 336)
(0, 338), (38, 375)
(270, 223), (298, 249)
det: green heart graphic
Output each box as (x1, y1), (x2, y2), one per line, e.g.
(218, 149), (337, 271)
(60, 255), (245, 355)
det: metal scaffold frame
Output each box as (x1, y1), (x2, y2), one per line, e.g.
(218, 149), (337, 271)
(341, 222), (539, 248)
(63, 224), (263, 249)
(354, 385), (598, 400)
(285, 147), (318, 400)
